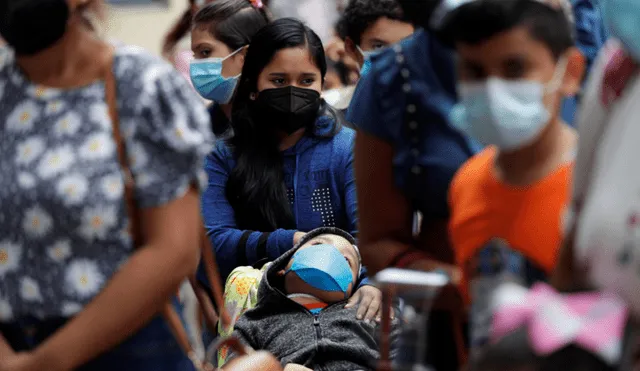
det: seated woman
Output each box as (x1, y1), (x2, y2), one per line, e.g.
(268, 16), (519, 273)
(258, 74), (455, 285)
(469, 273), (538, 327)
(225, 228), (401, 371)
(199, 17), (382, 341)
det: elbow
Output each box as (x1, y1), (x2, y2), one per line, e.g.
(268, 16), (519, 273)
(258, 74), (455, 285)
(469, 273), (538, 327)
(359, 235), (413, 275)
(358, 242), (387, 276)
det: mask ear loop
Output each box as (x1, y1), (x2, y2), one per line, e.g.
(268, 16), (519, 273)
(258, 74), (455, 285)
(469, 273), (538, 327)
(225, 46), (246, 60)
(544, 55), (569, 94)
(214, 46), (247, 79)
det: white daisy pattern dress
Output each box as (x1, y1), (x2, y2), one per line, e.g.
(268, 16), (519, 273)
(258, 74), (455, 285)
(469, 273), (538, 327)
(0, 45), (213, 322)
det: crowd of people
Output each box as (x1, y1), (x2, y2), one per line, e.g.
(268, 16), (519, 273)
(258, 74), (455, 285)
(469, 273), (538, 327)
(0, 0), (639, 370)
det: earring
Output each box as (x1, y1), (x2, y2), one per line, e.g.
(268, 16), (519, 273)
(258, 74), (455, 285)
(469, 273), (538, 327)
(250, 93), (256, 100)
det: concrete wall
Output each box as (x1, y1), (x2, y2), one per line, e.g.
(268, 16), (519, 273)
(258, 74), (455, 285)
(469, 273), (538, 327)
(106, 0), (190, 56)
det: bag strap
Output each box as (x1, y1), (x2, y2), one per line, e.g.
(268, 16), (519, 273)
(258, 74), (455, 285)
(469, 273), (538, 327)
(103, 50), (230, 369)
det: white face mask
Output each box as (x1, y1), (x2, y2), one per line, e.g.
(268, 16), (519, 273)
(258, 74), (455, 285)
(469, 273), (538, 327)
(450, 57), (568, 151)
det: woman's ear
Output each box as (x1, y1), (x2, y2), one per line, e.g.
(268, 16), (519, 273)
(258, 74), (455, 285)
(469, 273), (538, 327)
(560, 47), (586, 97)
(233, 46), (249, 64)
(240, 45), (249, 60)
(277, 269), (286, 276)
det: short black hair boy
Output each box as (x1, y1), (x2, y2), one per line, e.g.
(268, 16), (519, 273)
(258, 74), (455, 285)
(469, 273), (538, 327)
(338, 0), (414, 70)
(443, 0), (574, 59)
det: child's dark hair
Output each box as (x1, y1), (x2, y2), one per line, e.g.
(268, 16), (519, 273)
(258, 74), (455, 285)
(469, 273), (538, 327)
(325, 57), (350, 86)
(442, 0), (574, 60)
(475, 329), (616, 371)
(338, 0), (406, 45)
(193, 0), (272, 51)
(296, 227), (356, 248)
(162, 0), (271, 56)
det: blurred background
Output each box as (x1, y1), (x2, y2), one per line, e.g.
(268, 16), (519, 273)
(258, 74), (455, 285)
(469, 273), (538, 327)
(106, 0), (192, 55)
(105, 0), (347, 55)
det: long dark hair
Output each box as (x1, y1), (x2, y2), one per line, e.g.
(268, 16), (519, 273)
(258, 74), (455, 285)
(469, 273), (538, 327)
(226, 18), (328, 231)
(162, 0), (271, 58)
(193, 0), (271, 50)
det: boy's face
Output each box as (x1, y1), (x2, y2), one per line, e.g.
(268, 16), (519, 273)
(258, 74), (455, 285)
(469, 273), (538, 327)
(456, 26), (584, 118)
(282, 234), (360, 303)
(345, 17), (415, 68)
(359, 17), (415, 53)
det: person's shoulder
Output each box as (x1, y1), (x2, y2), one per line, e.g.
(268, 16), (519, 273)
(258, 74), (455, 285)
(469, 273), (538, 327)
(112, 45), (190, 98)
(114, 45), (172, 76)
(0, 46), (14, 77)
(210, 139), (233, 161)
(0, 46), (13, 67)
(450, 147), (496, 199)
(327, 126), (356, 160)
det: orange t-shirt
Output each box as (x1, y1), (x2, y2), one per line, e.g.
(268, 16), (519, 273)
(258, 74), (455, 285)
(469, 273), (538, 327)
(448, 147), (572, 303)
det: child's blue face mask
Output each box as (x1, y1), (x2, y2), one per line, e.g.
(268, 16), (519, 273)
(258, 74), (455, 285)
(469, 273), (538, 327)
(286, 244), (354, 298)
(189, 47), (244, 104)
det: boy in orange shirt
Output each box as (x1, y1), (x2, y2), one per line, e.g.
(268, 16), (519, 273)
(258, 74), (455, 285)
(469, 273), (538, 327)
(443, 0), (585, 356)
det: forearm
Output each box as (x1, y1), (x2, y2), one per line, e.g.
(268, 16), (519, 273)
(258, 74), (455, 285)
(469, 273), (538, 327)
(359, 238), (411, 275)
(550, 232), (590, 292)
(212, 228), (297, 279)
(32, 245), (196, 371)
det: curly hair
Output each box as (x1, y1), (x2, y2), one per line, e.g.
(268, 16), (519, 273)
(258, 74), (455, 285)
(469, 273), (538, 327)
(337, 0), (405, 45)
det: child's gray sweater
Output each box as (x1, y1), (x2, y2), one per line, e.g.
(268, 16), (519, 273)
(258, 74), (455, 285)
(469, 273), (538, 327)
(230, 243), (400, 371)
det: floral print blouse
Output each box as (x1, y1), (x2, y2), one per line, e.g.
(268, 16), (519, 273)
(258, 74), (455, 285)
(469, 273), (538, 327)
(0, 45), (213, 321)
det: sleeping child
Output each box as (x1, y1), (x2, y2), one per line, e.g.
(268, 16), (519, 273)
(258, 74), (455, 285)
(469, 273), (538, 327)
(224, 227), (400, 371)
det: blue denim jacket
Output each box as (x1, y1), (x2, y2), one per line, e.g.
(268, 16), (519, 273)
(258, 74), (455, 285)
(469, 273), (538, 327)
(347, 30), (479, 220)
(562, 0), (609, 124)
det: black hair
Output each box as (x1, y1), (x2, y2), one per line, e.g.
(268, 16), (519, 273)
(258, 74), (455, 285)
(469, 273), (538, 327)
(475, 330), (615, 371)
(395, 0), (442, 30)
(226, 18), (333, 232)
(325, 57), (350, 86)
(541, 345), (615, 371)
(296, 227), (356, 248)
(193, 0), (272, 51)
(338, 0), (406, 45)
(442, 0), (573, 59)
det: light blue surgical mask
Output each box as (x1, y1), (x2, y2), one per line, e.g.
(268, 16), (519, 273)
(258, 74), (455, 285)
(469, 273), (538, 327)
(603, 0), (640, 61)
(189, 47), (244, 104)
(450, 57), (567, 151)
(357, 45), (378, 78)
(286, 244), (354, 298)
